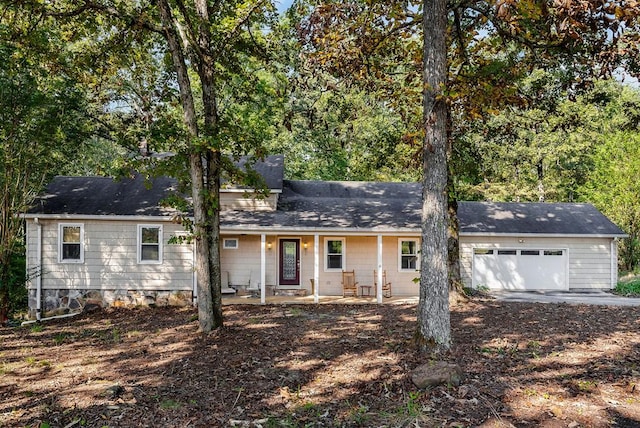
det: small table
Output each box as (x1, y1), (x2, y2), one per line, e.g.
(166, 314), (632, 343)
(359, 285), (373, 297)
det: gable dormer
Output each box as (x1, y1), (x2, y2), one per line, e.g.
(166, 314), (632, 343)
(220, 155), (284, 212)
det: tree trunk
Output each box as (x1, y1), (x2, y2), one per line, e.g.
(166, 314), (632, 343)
(0, 260), (10, 323)
(191, 154), (215, 332)
(194, 0), (224, 329)
(415, 0), (451, 354)
(448, 197), (467, 305)
(157, 0), (215, 332)
(206, 152), (223, 328)
(446, 107), (466, 305)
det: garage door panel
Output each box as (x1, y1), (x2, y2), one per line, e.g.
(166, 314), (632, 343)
(473, 248), (567, 290)
(474, 253), (524, 290)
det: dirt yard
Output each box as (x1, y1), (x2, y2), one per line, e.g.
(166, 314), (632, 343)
(1, 298), (639, 427)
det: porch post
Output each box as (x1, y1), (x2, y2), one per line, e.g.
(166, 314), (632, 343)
(377, 234), (383, 304)
(314, 234), (319, 304)
(260, 234), (266, 304)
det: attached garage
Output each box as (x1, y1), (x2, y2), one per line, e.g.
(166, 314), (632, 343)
(458, 202), (627, 291)
(472, 248), (567, 290)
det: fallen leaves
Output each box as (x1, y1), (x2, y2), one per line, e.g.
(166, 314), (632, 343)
(1, 301), (639, 427)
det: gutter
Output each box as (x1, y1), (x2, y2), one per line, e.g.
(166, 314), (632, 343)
(22, 213), (179, 222)
(460, 232), (629, 239)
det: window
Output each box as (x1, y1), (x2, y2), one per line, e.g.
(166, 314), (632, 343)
(521, 250), (540, 256)
(59, 223), (84, 263)
(399, 239), (419, 271)
(497, 250), (517, 255)
(474, 248), (494, 255)
(223, 238), (239, 250)
(325, 238), (344, 270)
(544, 250), (563, 256)
(138, 225), (162, 264)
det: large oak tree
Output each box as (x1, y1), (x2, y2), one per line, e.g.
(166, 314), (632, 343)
(14, 0), (278, 331)
(291, 0), (640, 352)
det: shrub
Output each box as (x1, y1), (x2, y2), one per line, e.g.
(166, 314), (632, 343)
(615, 275), (640, 296)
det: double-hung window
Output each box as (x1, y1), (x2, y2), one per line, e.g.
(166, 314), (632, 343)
(138, 225), (163, 264)
(325, 238), (345, 271)
(59, 223), (84, 263)
(399, 239), (419, 271)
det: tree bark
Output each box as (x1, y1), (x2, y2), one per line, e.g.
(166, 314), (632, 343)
(448, 196), (467, 305)
(446, 104), (466, 305)
(194, 0), (223, 329)
(157, 0), (215, 332)
(415, 0), (451, 353)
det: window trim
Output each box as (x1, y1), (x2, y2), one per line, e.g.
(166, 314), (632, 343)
(324, 237), (345, 272)
(398, 238), (420, 272)
(223, 238), (239, 250)
(137, 224), (163, 264)
(58, 223), (85, 263)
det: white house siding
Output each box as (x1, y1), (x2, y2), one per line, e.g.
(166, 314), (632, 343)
(220, 192), (278, 211)
(340, 236), (420, 296)
(221, 235), (277, 287)
(220, 234), (421, 296)
(26, 219), (194, 292)
(459, 236), (616, 290)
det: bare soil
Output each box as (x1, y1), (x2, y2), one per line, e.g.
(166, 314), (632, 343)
(1, 298), (639, 427)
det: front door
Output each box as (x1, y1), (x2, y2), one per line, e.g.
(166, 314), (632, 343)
(279, 239), (300, 286)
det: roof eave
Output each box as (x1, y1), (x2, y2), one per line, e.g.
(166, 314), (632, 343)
(221, 188), (283, 194)
(220, 226), (421, 235)
(460, 231), (628, 239)
(21, 213), (422, 234)
(21, 213), (180, 222)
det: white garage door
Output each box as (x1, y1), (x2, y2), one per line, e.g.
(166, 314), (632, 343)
(472, 248), (567, 290)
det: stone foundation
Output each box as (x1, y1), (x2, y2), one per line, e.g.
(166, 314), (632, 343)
(28, 288), (194, 319)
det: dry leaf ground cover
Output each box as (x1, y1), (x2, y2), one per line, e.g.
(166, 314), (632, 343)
(1, 298), (639, 427)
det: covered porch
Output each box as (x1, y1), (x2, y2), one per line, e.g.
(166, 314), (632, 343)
(218, 232), (421, 304)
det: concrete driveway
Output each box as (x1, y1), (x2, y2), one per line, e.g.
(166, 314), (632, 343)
(489, 290), (640, 306)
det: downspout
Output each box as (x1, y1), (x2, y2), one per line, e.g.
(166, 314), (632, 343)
(34, 218), (42, 322)
(611, 239), (618, 290)
(22, 312), (80, 326)
(260, 234), (266, 305)
(192, 240), (198, 306)
(313, 234), (319, 304)
(377, 235), (383, 304)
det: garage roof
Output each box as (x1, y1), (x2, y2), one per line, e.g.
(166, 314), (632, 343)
(458, 202), (626, 237)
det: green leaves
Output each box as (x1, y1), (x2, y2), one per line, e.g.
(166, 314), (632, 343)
(454, 77), (640, 202)
(0, 4), (94, 319)
(580, 130), (640, 270)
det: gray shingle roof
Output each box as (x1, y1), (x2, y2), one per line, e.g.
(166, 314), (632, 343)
(28, 175), (181, 217)
(221, 180), (422, 231)
(27, 171), (626, 237)
(229, 154), (284, 191)
(28, 155), (285, 217)
(458, 201), (626, 236)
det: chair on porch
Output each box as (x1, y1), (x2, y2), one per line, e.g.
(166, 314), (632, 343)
(342, 270), (358, 297)
(374, 270), (392, 298)
(247, 270), (261, 297)
(221, 271), (237, 295)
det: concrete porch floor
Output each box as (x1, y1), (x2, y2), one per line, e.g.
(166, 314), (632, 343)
(221, 294), (420, 305)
